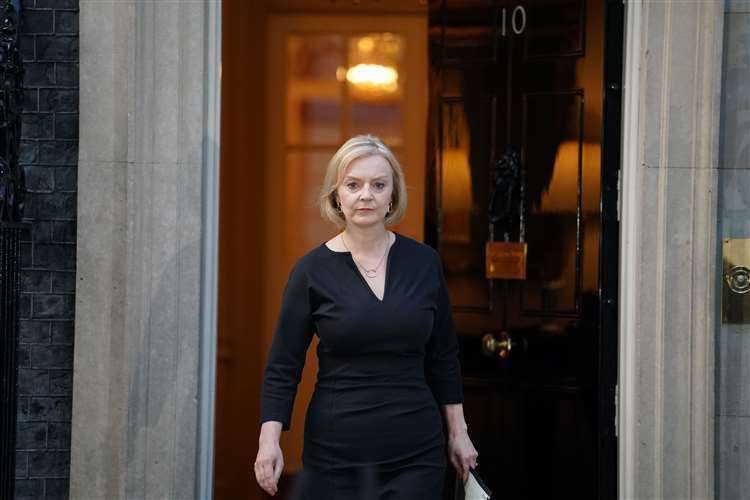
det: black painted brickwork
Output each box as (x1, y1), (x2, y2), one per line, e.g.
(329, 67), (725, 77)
(15, 1), (78, 499)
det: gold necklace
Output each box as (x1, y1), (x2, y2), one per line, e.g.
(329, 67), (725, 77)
(340, 232), (390, 279)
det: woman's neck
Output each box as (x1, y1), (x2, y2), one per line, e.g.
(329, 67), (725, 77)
(342, 225), (390, 253)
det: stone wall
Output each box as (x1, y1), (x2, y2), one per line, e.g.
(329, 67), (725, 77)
(619, 1), (724, 498)
(69, 0), (217, 497)
(15, 1), (79, 499)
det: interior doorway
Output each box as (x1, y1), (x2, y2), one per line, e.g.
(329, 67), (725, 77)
(264, 9), (429, 480)
(214, 1), (622, 499)
(215, 3), (429, 499)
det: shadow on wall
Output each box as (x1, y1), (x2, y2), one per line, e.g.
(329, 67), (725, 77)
(125, 237), (201, 497)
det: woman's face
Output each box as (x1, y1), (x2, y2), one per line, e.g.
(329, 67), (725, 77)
(336, 154), (394, 229)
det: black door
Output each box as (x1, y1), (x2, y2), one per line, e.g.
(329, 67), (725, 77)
(426, 1), (621, 498)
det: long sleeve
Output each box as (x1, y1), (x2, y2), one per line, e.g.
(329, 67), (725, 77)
(425, 253), (464, 405)
(259, 260), (314, 431)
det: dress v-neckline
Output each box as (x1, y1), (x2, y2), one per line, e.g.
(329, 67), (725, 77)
(324, 232), (399, 303)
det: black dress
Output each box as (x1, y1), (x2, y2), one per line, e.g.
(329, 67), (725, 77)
(260, 232), (464, 500)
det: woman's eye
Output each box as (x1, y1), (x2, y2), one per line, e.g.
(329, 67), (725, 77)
(374, 182), (386, 190)
(345, 182), (359, 190)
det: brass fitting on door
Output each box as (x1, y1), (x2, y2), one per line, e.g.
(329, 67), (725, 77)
(481, 331), (513, 360)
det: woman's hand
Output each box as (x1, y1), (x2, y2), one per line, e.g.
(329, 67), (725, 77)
(447, 429), (479, 483)
(254, 422), (284, 496)
(441, 404), (479, 483)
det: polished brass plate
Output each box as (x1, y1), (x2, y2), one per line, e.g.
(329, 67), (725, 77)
(486, 242), (527, 280)
(723, 238), (750, 324)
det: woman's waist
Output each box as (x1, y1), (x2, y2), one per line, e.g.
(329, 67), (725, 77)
(312, 375), (431, 395)
(303, 392), (445, 464)
(314, 359), (429, 390)
(306, 382), (440, 429)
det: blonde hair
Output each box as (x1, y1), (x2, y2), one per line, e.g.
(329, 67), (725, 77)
(319, 135), (407, 228)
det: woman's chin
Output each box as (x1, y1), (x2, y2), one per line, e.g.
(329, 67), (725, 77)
(347, 215), (384, 227)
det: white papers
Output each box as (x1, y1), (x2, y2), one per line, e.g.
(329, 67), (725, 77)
(464, 469), (491, 500)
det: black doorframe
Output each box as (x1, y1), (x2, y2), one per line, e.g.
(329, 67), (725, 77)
(597, 0), (624, 498)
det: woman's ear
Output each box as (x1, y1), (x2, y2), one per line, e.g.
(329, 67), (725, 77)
(331, 193), (341, 212)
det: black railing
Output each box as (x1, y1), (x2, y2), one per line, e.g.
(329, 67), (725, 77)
(0, 0), (23, 224)
(0, 0), (24, 497)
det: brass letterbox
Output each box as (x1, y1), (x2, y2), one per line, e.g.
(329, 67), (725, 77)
(486, 241), (527, 280)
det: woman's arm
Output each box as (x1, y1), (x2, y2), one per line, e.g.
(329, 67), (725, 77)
(255, 421), (284, 496)
(259, 260), (314, 429)
(259, 420), (283, 444)
(255, 260), (314, 495)
(424, 252), (464, 405)
(442, 403), (478, 482)
(424, 251), (478, 481)
(442, 402), (468, 438)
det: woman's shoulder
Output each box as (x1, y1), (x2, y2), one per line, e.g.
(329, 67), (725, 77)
(393, 232), (441, 263)
(291, 244), (332, 270)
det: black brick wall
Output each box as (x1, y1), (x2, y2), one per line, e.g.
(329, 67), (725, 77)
(15, 1), (78, 499)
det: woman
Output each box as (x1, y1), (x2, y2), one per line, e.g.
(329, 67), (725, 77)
(254, 135), (478, 498)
